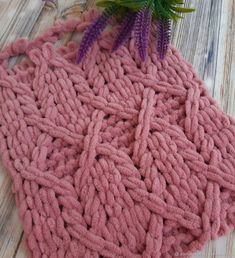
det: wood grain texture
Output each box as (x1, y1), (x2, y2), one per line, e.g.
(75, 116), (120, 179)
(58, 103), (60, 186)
(0, 0), (234, 257)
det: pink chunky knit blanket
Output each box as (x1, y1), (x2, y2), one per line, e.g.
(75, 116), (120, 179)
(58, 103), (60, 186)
(0, 9), (235, 258)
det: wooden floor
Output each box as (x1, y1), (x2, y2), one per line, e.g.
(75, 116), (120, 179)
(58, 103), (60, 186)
(0, 0), (234, 257)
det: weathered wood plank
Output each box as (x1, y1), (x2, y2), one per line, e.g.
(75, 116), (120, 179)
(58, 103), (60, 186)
(172, 0), (235, 256)
(0, 1), (46, 256)
(14, 235), (26, 258)
(0, 0), (44, 49)
(215, 0), (235, 117)
(0, 166), (23, 258)
(172, 0), (221, 94)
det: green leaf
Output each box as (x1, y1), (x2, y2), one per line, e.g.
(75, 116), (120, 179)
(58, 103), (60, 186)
(171, 0), (184, 4)
(172, 7), (195, 13)
(96, 0), (116, 8)
(116, 0), (146, 10)
(154, 1), (170, 19)
(154, 0), (180, 20)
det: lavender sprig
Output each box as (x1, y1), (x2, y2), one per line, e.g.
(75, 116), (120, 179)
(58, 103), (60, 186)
(112, 11), (137, 52)
(76, 6), (116, 64)
(157, 18), (171, 60)
(134, 8), (152, 61)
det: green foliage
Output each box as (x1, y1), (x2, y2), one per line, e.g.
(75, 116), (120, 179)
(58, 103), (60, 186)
(96, 0), (195, 21)
(96, 0), (127, 18)
(116, 0), (147, 10)
(96, 0), (116, 8)
(172, 7), (195, 13)
(97, 0), (144, 10)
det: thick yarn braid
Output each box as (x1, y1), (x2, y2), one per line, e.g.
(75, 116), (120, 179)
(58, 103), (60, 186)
(0, 9), (235, 258)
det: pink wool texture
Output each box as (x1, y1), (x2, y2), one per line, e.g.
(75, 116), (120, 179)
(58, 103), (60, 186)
(0, 9), (235, 258)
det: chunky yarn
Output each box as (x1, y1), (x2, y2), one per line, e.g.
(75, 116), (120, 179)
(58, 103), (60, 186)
(0, 9), (235, 258)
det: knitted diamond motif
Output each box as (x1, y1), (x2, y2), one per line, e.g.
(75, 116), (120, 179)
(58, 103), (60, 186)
(0, 9), (234, 258)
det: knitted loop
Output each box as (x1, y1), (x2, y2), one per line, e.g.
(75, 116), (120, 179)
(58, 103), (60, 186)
(0, 9), (235, 258)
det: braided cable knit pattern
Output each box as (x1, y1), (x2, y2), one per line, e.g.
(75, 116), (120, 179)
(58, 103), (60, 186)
(0, 9), (235, 258)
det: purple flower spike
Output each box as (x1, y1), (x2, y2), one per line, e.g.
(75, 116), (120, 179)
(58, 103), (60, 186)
(112, 12), (137, 52)
(134, 8), (152, 61)
(157, 19), (171, 60)
(76, 8), (114, 64)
